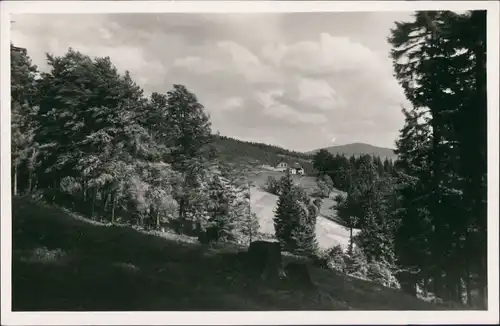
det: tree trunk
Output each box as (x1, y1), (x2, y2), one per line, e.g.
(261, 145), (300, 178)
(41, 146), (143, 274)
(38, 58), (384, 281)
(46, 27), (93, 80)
(248, 184), (253, 245)
(82, 178), (87, 204)
(478, 256), (488, 309)
(91, 187), (98, 219)
(51, 178), (58, 204)
(401, 272), (417, 297)
(178, 198), (186, 233)
(27, 168), (33, 194)
(348, 227), (353, 254)
(13, 163), (18, 196)
(472, 11), (487, 311)
(27, 148), (37, 195)
(434, 273), (442, 299)
(179, 198), (185, 219)
(456, 278), (463, 304)
(102, 189), (110, 216)
(111, 192), (116, 224)
(444, 270), (456, 303)
(465, 255), (473, 306)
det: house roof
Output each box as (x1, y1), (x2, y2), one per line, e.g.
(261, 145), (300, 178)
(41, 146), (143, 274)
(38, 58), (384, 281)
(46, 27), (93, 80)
(276, 161), (303, 169)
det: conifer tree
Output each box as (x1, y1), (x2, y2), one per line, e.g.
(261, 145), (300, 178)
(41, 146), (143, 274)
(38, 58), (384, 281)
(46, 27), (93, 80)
(389, 11), (487, 306)
(274, 169), (318, 254)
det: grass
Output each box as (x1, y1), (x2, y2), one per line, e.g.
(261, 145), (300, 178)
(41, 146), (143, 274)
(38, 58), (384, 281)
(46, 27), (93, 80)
(247, 170), (345, 217)
(10, 196), (454, 311)
(250, 186), (357, 251)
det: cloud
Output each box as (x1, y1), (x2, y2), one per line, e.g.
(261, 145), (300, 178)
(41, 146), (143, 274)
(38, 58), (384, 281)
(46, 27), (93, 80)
(255, 90), (327, 125)
(173, 40), (283, 87)
(173, 55), (222, 74)
(11, 12), (412, 151)
(276, 33), (381, 76)
(221, 96), (244, 111)
(217, 41), (261, 66)
(11, 14), (167, 91)
(297, 78), (346, 111)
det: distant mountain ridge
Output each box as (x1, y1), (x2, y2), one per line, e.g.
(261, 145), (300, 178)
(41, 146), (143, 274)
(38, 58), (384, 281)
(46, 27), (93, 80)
(307, 143), (397, 161)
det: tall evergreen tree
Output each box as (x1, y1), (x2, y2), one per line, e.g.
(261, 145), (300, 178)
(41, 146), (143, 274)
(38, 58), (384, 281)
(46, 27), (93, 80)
(389, 11), (487, 307)
(273, 169), (318, 253)
(205, 175), (237, 242)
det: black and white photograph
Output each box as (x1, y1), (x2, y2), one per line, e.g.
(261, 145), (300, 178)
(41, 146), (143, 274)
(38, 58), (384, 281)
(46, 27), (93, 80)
(1, 1), (499, 325)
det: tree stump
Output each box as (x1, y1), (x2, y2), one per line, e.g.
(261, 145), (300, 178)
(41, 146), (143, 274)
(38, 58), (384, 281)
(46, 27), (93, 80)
(247, 240), (284, 282)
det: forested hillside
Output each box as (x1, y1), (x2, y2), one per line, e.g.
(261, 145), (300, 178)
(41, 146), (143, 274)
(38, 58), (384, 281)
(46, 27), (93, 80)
(308, 143), (397, 161)
(211, 134), (314, 174)
(10, 10), (488, 310)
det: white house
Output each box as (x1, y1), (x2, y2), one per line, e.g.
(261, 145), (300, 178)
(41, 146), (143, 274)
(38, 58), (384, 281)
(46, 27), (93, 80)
(291, 163), (305, 175)
(275, 162), (304, 175)
(276, 162), (289, 171)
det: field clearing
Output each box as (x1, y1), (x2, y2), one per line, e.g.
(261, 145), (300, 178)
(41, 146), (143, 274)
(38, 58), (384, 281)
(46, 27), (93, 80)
(250, 187), (358, 251)
(246, 169), (356, 251)
(248, 170), (319, 190)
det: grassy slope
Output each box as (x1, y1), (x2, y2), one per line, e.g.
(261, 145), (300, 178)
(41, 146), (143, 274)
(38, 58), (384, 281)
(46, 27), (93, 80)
(12, 197), (447, 311)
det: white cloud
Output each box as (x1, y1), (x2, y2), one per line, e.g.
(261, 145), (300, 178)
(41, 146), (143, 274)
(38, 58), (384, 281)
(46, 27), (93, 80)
(173, 55), (223, 74)
(280, 33), (383, 76)
(12, 14), (166, 85)
(256, 90), (327, 125)
(173, 56), (201, 68)
(99, 27), (113, 40)
(172, 41), (282, 86)
(221, 96), (244, 111)
(261, 42), (288, 66)
(255, 89), (283, 108)
(217, 41), (261, 66)
(297, 78), (345, 111)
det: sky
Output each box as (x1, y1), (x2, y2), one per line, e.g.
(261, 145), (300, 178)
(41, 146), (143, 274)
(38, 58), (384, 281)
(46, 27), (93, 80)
(11, 12), (414, 152)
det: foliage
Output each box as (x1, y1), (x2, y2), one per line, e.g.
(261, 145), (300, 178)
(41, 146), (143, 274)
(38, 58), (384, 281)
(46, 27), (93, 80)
(314, 11), (488, 306)
(265, 175), (282, 195)
(315, 180), (330, 198)
(388, 11), (487, 306)
(10, 47), (217, 233)
(204, 175), (237, 242)
(323, 245), (347, 273)
(273, 169), (318, 254)
(319, 245), (399, 289)
(366, 260), (400, 289)
(313, 150), (395, 192)
(11, 45), (40, 196)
